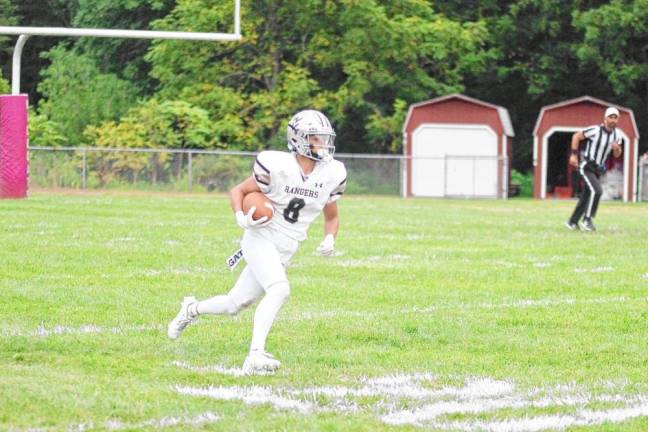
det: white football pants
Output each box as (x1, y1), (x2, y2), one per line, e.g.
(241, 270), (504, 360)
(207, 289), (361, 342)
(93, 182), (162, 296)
(196, 227), (298, 352)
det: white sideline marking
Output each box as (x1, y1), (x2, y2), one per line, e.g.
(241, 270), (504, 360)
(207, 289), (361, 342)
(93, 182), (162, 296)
(399, 296), (643, 314)
(140, 266), (219, 276)
(172, 360), (250, 377)
(106, 411), (220, 430)
(434, 404), (648, 432)
(1, 323), (163, 338)
(174, 374), (648, 431)
(61, 411), (220, 431)
(335, 254), (410, 268)
(287, 296), (647, 321)
(575, 266), (614, 273)
(175, 385), (315, 414)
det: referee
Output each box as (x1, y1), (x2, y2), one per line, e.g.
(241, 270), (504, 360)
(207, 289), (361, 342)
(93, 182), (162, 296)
(565, 106), (623, 232)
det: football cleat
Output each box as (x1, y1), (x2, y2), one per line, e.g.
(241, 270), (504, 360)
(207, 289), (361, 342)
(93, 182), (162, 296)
(167, 296), (198, 340)
(565, 221), (580, 231)
(242, 350), (281, 374)
(581, 218), (596, 232)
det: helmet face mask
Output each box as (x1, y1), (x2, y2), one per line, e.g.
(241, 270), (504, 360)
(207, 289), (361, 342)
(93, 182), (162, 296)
(287, 110), (336, 162)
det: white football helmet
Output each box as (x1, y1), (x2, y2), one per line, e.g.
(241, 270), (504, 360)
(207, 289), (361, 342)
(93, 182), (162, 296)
(286, 110), (336, 162)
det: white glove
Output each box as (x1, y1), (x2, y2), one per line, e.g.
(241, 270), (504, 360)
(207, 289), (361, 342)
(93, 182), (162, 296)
(235, 208), (270, 230)
(316, 234), (335, 256)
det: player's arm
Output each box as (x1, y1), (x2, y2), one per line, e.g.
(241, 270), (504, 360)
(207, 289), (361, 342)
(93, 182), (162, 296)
(230, 175), (261, 212)
(612, 138), (623, 158)
(569, 131), (585, 167)
(322, 201), (339, 238)
(230, 175), (268, 229)
(316, 202), (339, 256)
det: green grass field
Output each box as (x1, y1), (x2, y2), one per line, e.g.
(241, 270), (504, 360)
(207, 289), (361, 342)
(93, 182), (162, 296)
(1, 192), (647, 431)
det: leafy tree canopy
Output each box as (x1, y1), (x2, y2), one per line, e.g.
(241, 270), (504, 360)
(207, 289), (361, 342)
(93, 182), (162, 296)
(147, 0), (494, 152)
(5, 0), (648, 166)
(0, 75), (9, 94)
(72, 0), (175, 93)
(574, 0), (648, 132)
(38, 45), (140, 145)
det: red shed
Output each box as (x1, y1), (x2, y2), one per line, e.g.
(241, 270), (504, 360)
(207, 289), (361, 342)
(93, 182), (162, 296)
(533, 96), (639, 202)
(402, 94), (514, 198)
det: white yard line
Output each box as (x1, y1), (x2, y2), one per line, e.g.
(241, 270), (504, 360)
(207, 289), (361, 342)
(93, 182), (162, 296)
(174, 373), (648, 431)
(433, 403), (648, 432)
(172, 360), (250, 377)
(1, 323), (164, 338)
(105, 411), (220, 430)
(57, 412), (220, 431)
(288, 295), (648, 321)
(175, 385), (316, 414)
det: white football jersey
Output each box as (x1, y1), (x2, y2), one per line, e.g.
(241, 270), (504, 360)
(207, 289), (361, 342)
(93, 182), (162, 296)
(253, 151), (347, 241)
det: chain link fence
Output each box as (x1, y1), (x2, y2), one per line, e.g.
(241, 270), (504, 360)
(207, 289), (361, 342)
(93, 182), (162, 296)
(640, 158), (648, 201)
(28, 146), (508, 198)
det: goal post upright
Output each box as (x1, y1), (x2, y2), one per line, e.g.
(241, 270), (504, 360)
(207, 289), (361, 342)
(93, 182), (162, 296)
(0, 0), (241, 198)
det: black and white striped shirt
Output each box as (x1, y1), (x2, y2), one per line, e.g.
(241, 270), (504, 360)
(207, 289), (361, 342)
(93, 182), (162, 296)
(581, 125), (624, 167)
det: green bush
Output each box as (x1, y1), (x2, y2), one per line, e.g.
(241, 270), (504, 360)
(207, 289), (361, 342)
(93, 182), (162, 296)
(28, 111), (67, 147)
(0, 76), (9, 94)
(38, 46), (139, 145)
(83, 99), (222, 186)
(510, 169), (533, 198)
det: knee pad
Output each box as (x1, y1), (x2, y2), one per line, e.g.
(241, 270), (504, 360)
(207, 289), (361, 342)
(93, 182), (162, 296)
(266, 282), (290, 302)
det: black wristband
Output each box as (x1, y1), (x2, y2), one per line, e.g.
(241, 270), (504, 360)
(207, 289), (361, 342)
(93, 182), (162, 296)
(570, 149), (578, 156)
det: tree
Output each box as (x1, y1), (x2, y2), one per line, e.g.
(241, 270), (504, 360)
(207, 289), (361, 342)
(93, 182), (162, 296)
(28, 110), (67, 147)
(574, 0), (648, 152)
(38, 45), (139, 145)
(0, 0), (18, 91)
(84, 99), (219, 185)
(72, 0), (175, 94)
(0, 0), (18, 54)
(464, 0), (613, 171)
(146, 0), (493, 153)
(3, 0), (79, 102)
(0, 75), (9, 94)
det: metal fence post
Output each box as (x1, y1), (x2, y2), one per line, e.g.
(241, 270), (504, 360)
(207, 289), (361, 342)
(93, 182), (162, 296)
(503, 156), (508, 199)
(640, 159), (647, 201)
(82, 148), (87, 190)
(188, 151), (193, 192)
(399, 156), (404, 197)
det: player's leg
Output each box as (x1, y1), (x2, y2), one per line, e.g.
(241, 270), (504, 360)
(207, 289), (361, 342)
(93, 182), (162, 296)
(196, 265), (264, 315)
(167, 264), (265, 340)
(249, 281), (290, 352)
(240, 230), (294, 373)
(241, 281), (289, 373)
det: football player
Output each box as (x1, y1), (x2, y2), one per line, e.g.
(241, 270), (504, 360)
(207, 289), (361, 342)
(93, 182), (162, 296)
(168, 110), (347, 374)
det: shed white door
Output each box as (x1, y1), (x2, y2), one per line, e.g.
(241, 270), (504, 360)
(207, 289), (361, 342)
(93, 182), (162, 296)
(411, 124), (498, 197)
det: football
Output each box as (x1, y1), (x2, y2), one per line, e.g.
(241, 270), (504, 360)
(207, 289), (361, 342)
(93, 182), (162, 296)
(242, 192), (274, 221)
